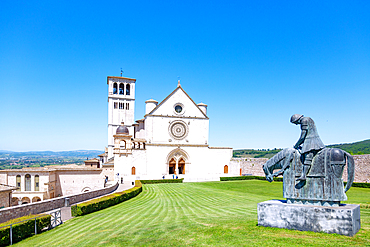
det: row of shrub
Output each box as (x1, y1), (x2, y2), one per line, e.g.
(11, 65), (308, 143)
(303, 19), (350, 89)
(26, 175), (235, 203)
(140, 178), (184, 184)
(0, 214), (50, 246)
(344, 181), (370, 189)
(221, 176), (370, 188)
(220, 176), (283, 182)
(71, 180), (143, 217)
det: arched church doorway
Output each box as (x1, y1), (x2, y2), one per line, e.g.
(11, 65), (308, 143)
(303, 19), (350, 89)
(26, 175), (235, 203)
(166, 148), (189, 175)
(224, 165), (228, 174)
(169, 158), (176, 174)
(178, 158), (185, 175)
(131, 166), (136, 175)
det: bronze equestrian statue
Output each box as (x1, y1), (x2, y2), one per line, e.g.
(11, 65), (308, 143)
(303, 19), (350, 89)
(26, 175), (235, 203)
(262, 115), (355, 206)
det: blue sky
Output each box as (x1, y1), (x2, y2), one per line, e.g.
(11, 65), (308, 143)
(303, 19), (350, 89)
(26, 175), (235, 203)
(0, 1), (369, 152)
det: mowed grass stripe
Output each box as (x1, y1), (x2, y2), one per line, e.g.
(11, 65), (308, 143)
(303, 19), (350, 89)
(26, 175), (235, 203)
(172, 183), (251, 218)
(30, 187), (157, 246)
(89, 186), (164, 244)
(15, 180), (370, 247)
(50, 186), (158, 241)
(98, 185), (175, 242)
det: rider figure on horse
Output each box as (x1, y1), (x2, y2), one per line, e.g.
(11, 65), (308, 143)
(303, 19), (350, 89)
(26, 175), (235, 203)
(291, 114), (325, 181)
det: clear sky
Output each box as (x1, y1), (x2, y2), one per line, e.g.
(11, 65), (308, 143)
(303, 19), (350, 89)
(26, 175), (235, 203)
(0, 1), (369, 152)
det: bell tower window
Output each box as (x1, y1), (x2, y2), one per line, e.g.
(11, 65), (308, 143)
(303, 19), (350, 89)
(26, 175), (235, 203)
(119, 84), (124, 95)
(126, 84), (130, 95)
(113, 83), (117, 94)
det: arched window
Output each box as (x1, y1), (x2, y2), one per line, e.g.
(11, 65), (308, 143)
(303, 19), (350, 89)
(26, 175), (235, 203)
(113, 83), (118, 94)
(119, 84), (124, 95)
(35, 175), (39, 191)
(120, 140), (126, 149)
(16, 175), (21, 191)
(32, 197), (41, 203)
(25, 174), (31, 191)
(126, 84), (130, 95)
(131, 166), (136, 175)
(224, 165), (228, 174)
(178, 158), (185, 174)
(22, 197), (31, 204)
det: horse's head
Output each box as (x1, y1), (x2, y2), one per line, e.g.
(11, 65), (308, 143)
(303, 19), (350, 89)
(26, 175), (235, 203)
(262, 163), (274, 182)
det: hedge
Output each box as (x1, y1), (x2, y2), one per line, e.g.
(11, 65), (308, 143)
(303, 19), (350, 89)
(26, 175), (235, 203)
(140, 178), (184, 184)
(221, 176), (370, 188)
(344, 181), (370, 189)
(71, 180), (142, 217)
(360, 204), (370, 209)
(220, 176), (283, 182)
(0, 214), (50, 246)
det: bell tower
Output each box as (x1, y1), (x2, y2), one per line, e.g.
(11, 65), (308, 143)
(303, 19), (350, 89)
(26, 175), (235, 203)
(107, 76), (136, 158)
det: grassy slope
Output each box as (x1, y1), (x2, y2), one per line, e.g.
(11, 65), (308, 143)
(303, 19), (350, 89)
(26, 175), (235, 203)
(16, 180), (370, 246)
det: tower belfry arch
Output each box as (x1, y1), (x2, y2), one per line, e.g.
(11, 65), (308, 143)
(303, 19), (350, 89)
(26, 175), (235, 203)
(166, 148), (190, 175)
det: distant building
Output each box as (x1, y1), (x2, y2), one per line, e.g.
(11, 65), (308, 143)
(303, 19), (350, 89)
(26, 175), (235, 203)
(0, 165), (104, 205)
(0, 184), (16, 208)
(106, 76), (240, 182)
(84, 158), (100, 168)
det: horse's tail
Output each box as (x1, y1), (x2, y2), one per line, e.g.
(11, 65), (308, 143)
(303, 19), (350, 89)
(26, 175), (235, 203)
(344, 151), (355, 192)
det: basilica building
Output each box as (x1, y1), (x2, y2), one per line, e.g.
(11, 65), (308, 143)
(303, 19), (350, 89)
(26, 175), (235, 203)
(105, 76), (240, 182)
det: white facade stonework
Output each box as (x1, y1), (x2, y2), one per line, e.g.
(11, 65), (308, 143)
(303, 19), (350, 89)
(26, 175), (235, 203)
(108, 77), (239, 182)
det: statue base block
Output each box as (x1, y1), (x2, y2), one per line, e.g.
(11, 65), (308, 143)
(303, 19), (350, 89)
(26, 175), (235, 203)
(257, 200), (361, 236)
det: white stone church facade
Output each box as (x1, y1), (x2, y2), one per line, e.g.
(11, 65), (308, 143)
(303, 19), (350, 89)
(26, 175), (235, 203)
(105, 76), (240, 183)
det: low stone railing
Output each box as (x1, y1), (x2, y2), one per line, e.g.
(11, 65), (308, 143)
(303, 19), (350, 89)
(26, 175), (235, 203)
(0, 182), (118, 224)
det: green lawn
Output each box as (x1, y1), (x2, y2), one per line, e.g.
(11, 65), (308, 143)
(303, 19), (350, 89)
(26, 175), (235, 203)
(16, 180), (370, 246)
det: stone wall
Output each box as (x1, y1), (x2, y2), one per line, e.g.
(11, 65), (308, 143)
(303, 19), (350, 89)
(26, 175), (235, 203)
(344, 154), (370, 183)
(231, 158), (268, 177)
(0, 182), (119, 224)
(236, 154), (370, 183)
(0, 191), (11, 208)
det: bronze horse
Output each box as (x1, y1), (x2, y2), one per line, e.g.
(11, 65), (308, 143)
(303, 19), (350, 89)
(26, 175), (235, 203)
(262, 147), (355, 203)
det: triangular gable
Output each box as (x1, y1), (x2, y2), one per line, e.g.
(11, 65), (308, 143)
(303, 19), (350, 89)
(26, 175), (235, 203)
(147, 86), (208, 119)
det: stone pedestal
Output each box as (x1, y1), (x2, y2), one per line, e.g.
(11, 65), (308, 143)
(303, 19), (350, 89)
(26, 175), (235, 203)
(257, 200), (361, 236)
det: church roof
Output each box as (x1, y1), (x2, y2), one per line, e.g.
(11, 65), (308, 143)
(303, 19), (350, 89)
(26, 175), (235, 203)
(146, 84), (208, 119)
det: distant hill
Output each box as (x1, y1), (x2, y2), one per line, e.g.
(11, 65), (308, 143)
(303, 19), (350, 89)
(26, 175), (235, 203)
(233, 149), (283, 158)
(0, 150), (104, 170)
(327, 139), (370, 155)
(0, 150), (104, 158)
(233, 139), (370, 158)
